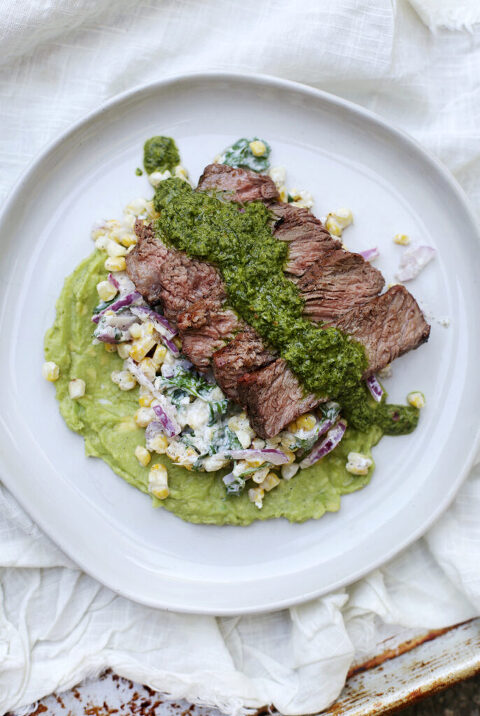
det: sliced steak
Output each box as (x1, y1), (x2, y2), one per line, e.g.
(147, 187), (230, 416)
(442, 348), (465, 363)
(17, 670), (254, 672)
(295, 249), (385, 322)
(177, 300), (242, 371)
(197, 163), (279, 203)
(271, 202), (339, 277)
(126, 220), (226, 322)
(212, 329), (277, 401)
(237, 359), (323, 438)
(331, 285), (430, 376)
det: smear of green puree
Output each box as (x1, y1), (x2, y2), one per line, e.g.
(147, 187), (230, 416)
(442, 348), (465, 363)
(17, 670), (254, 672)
(44, 250), (381, 524)
(153, 178), (418, 435)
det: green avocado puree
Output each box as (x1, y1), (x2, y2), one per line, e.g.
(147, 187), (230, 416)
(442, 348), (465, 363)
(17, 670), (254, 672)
(153, 178), (418, 435)
(44, 250), (382, 525)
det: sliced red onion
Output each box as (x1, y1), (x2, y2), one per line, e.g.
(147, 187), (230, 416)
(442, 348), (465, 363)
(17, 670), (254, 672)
(162, 336), (181, 358)
(359, 248), (379, 262)
(92, 291), (142, 323)
(130, 305), (177, 339)
(365, 374), (383, 402)
(395, 246), (436, 281)
(299, 420), (347, 469)
(107, 273), (120, 290)
(227, 448), (289, 465)
(126, 357), (181, 435)
(152, 405), (179, 438)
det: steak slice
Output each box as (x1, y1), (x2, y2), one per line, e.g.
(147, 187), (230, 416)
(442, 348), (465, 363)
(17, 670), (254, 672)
(197, 163), (279, 203)
(331, 285), (430, 376)
(295, 249), (385, 322)
(272, 202), (339, 277)
(212, 329), (277, 401)
(126, 220), (226, 322)
(237, 359), (323, 439)
(177, 299), (242, 371)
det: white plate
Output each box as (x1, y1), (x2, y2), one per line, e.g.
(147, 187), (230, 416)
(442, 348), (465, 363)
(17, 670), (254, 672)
(0, 72), (479, 615)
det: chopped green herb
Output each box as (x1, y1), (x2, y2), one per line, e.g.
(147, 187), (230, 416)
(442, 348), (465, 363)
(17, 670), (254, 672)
(222, 137), (271, 173)
(135, 167), (143, 176)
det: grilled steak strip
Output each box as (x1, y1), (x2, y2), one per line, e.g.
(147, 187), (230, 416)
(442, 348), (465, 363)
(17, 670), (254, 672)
(236, 359), (323, 439)
(177, 300), (242, 371)
(212, 329), (277, 402)
(197, 163), (279, 203)
(331, 284), (430, 375)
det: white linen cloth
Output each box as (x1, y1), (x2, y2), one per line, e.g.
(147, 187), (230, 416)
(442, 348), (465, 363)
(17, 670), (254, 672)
(1, 1), (480, 713)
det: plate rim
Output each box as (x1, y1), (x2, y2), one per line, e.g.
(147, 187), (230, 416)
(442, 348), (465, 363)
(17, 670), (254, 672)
(1, 70), (479, 615)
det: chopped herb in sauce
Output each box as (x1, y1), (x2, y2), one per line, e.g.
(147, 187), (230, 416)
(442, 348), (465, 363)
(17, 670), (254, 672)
(143, 136), (180, 175)
(222, 137), (271, 173)
(135, 167), (143, 176)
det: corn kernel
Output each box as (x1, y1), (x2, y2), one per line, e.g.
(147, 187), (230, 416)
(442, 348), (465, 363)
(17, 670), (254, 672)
(246, 458), (265, 468)
(346, 452), (372, 476)
(280, 434), (296, 450)
(119, 233), (137, 248)
(42, 361), (60, 382)
(129, 323), (143, 339)
(140, 357), (157, 381)
(68, 378), (85, 399)
(143, 321), (156, 337)
(260, 472), (281, 492)
(394, 233), (411, 246)
(326, 216), (342, 237)
(148, 463), (169, 499)
(249, 140), (266, 157)
(288, 419), (298, 433)
(279, 187), (288, 203)
(152, 344), (167, 366)
(407, 391), (426, 409)
(104, 343), (117, 354)
(129, 338), (156, 362)
(174, 164), (189, 181)
(135, 445), (151, 467)
(138, 387), (153, 407)
(173, 336), (182, 349)
(110, 370), (136, 391)
(251, 467), (270, 484)
(117, 342), (132, 359)
(134, 407), (155, 428)
(104, 256), (126, 272)
(149, 434), (169, 454)
(326, 208), (353, 237)
(96, 279), (117, 302)
(106, 239), (127, 258)
(282, 463), (299, 481)
(296, 414), (316, 431)
(283, 449), (296, 465)
(248, 486), (264, 509)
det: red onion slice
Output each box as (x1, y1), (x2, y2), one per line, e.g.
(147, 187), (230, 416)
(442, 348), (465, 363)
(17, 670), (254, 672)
(395, 246), (435, 281)
(126, 358), (180, 435)
(365, 374), (383, 402)
(359, 248), (379, 262)
(92, 291), (142, 323)
(152, 405), (179, 438)
(299, 420), (347, 469)
(107, 273), (120, 290)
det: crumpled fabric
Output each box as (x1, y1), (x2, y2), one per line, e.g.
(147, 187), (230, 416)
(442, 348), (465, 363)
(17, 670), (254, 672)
(0, 1), (479, 714)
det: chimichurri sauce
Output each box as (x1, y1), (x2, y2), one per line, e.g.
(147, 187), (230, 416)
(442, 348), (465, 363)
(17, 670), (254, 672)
(143, 136), (180, 174)
(153, 176), (418, 436)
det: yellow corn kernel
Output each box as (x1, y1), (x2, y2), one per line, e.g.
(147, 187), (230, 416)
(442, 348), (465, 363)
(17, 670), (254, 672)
(261, 472), (281, 492)
(407, 391), (426, 409)
(140, 357), (157, 381)
(142, 321), (156, 337)
(117, 342), (132, 359)
(68, 378), (85, 399)
(279, 187), (288, 203)
(148, 463), (169, 500)
(96, 280), (117, 302)
(283, 449), (296, 465)
(287, 419), (298, 433)
(394, 233), (411, 246)
(174, 164), (189, 181)
(249, 140), (266, 157)
(129, 323), (143, 340)
(346, 452), (372, 476)
(326, 216), (342, 237)
(246, 458), (265, 468)
(119, 233), (137, 248)
(42, 361), (60, 381)
(135, 445), (151, 467)
(152, 344), (167, 366)
(149, 434), (169, 454)
(129, 338), (156, 362)
(104, 256), (126, 272)
(134, 407), (155, 428)
(138, 387), (153, 407)
(296, 414), (316, 431)
(104, 343), (117, 353)
(106, 239), (127, 258)
(248, 486), (264, 508)
(173, 336), (182, 349)
(280, 433), (296, 450)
